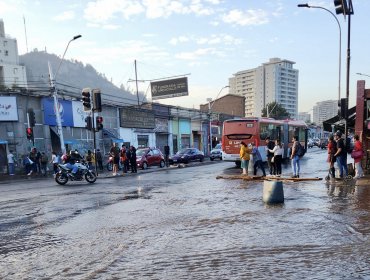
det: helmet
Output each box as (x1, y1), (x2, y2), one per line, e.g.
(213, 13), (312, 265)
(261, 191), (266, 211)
(335, 131), (342, 137)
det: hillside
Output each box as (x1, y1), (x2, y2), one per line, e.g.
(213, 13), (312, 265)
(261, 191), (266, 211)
(19, 50), (145, 106)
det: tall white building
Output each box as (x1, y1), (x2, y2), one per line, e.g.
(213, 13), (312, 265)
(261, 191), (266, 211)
(0, 19), (28, 89)
(313, 100), (338, 127)
(229, 58), (299, 119)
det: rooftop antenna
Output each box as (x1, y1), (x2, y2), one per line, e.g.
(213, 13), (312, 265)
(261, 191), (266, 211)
(23, 15), (29, 53)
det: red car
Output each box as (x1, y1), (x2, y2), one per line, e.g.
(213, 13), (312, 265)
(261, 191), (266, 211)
(136, 148), (165, 169)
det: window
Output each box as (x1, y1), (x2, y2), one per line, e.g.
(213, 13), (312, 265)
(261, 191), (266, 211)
(5, 50), (8, 56)
(259, 123), (278, 140)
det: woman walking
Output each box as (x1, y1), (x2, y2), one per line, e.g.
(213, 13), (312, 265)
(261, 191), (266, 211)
(327, 135), (337, 179)
(268, 139), (283, 176)
(239, 141), (251, 175)
(352, 134), (364, 179)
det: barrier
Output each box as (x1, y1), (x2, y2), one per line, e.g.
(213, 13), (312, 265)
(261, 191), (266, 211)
(263, 180), (284, 204)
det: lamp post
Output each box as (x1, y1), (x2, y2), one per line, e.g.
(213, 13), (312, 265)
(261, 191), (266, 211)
(298, 3), (341, 103)
(207, 85), (230, 155)
(49, 35), (82, 155)
(356, 72), (370, 78)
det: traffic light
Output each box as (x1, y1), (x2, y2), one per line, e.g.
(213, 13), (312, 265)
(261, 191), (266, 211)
(334, 0), (349, 15)
(338, 98), (348, 119)
(26, 127), (33, 141)
(92, 88), (102, 112)
(82, 88), (91, 112)
(28, 109), (36, 127)
(96, 116), (103, 131)
(85, 116), (92, 130)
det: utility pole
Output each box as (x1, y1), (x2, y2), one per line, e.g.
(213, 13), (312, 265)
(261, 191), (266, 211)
(134, 60), (140, 107)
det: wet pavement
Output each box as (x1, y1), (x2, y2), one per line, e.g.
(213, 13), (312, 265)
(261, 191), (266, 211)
(0, 148), (369, 279)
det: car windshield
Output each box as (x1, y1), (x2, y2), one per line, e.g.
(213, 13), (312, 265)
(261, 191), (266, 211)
(176, 149), (191, 155)
(214, 144), (221, 149)
(136, 149), (148, 156)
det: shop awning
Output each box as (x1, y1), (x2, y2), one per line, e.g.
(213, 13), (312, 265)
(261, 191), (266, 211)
(103, 128), (124, 143)
(0, 139), (8, 144)
(322, 106), (356, 133)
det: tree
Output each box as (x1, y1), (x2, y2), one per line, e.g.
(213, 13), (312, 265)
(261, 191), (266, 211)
(261, 102), (291, 120)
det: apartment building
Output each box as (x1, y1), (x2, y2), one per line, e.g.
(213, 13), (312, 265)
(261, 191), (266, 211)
(0, 19), (28, 89)
(229, 58), (299, 119)
(298, 112), (311, 123)
(312, 100), (338, 127)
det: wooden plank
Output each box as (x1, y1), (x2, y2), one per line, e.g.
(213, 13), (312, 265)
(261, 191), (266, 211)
(216, 174), (323, 182)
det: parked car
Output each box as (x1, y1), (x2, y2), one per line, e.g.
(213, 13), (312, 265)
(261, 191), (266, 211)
(136, 147), (165, 169)
(169, 148), (204, 164)
(319, 138), (328, 149)
(210, 143), (222, 161)
(307, 138), (314, 148)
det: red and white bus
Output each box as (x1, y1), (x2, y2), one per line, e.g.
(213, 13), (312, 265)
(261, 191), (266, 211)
(221, 117), (308, 165)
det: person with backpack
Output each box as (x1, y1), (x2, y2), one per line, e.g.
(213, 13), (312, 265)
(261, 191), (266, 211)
(333, 131), (348, 179)
(327, 135), (337, 179)
(290, 136), (302, 178)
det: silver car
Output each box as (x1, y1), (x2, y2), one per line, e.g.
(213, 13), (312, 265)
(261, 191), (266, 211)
(210, 143), (222, 161)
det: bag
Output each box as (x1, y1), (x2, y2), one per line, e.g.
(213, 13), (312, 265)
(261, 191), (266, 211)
(351, 149), (364, 159)
(297, 143), (305, 157)
(28, 157), (34, 165)
(271, 156), (275, 163)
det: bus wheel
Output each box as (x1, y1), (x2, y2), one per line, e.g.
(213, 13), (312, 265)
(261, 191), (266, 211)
(235, 161), (241, 168)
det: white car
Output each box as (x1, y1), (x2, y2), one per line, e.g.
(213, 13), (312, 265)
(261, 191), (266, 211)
(210, 143), (222, 161)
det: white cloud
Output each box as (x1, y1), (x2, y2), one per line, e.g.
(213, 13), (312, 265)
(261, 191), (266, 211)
(169, 36), (190, 45)
(53, 11), (75, 21)
(222, 9), (269, 26)
(175, 47), (222, 61)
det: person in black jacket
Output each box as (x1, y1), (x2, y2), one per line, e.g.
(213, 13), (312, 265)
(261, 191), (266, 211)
(129, 146), (137, 173)
(265, 137), (275, 175)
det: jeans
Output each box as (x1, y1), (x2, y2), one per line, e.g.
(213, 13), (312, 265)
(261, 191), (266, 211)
(253, 160), (266, 176)
(355, 162), (364, 178)
(336, 155), (348, 177)
(291, 155), (300, 176)
(8, 163), (15, 175)
(66, 163), (78, 173)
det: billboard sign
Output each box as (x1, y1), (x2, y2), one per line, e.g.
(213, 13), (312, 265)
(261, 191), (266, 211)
(42, 98), (73, 126)
(72, 101), (89, 127)
(0, 96), (18, 121)
(151, 77), (188, 100)
(120, 107), (155, 129)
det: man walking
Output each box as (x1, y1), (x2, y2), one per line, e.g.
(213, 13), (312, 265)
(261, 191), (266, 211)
(333, 131), (348, 179)
(251, 143), (266, 177)
(7, 150), (15, 175)
(129, 145), (137, 173)
(290, 136), (301, 178)
(96, 149), (103, 171)
(265, 137), (275, 175)
(109, 143), (120, 176)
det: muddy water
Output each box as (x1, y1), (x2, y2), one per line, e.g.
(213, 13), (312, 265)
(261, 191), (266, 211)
(0, 149), (369, 279)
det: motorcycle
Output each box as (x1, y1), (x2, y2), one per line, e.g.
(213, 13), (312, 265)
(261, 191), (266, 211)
(55, 161), (97, 185)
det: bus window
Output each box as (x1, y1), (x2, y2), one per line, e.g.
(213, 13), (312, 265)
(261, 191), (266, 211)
(289, 126), (305, 141)
(260, 123), (278, 140)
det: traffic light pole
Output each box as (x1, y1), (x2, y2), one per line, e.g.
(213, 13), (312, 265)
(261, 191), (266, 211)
(91, 110), (98, 177)
(344, 2), (352, 138)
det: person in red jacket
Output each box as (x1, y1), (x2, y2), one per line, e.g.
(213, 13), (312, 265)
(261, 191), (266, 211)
(352, 134), (364, 179)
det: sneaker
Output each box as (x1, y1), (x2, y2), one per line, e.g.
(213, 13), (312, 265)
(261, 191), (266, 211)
(27, 171), (33, 176)
(296, 175), (299, 178)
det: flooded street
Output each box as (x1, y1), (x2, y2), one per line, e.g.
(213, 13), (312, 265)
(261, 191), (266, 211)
(0, 148), (369, 279)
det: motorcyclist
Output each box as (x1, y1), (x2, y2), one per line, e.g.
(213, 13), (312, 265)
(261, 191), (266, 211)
(63, 150), (83, 178)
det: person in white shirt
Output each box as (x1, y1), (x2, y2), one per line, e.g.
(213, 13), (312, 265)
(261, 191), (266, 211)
(268, 139), (284, 176)
(51, 151), (59, 177)
(7, 150), (15, 175)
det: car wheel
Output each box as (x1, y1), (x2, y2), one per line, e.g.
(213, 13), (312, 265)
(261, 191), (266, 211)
(159, 160), (165, 168)
(210, 157), (214, 161)
(200, 157), (204, 162)
(142, 162), (148, 170)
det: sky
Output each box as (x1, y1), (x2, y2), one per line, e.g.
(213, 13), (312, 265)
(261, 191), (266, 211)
(0, 0), (370, 115)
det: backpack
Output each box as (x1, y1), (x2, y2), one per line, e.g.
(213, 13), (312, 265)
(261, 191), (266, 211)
(296, 143), (305, 157)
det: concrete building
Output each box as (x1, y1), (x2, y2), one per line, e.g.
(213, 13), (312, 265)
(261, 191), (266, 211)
(229, 58), (299, 119)
(312, 100), (338, 127)
(0, 20), (27, 89)
(298, 112), (311, 123)
(199, 94), (245, 117)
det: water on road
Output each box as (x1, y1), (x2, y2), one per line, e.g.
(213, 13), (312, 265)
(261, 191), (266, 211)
(0, 148), (369, 279)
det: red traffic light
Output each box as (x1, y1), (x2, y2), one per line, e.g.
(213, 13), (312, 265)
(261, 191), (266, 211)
(96, 116), (103, 123)
(26, 127), (33, 140)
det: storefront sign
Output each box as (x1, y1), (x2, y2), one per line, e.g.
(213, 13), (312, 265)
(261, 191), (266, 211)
(72, 101), (89, 128)
(0, 96), (18, 121)
(120, 108), (155, 129)
(151, 77), (188, 100)
(42, 98), (73, 126)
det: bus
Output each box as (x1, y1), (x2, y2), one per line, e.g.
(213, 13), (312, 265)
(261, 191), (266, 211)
(221, 117), (308, 166)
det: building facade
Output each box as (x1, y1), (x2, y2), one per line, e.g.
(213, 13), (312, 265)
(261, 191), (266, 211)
(199, 94), (245, 117)
(312, 100), (338, 127)
(229, 58), (299, 119)
(298, 112), (311, 123)
(0, 20), (27, 89)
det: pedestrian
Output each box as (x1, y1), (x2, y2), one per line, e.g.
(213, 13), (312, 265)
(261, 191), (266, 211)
(125, 147), (131, 172)
(23, 154), (33, 175)
(85, 150), (93, 170)
(239, 141), (251, 175)
(268, 139), (283, 176)
(96, 149), (103, 171)
(164, 145), (170, 167)
(290, 136), (301, 178)
(7, 150), (15, 175)
(352, 134), (364, 179)
(327, 135), (337, 179)
(29, 148), (38, 173)
(109, 143), (120, 176)
(265, 137), (276, 175)
(120, 145), (128, 174)
(129, 145), (137, 173)
(51, 151), (59, 177)
(333, 131), (348, 179)
(36, 149), (42, 174)
(251, 143), (266, 177)
(40, 152), (49, 176)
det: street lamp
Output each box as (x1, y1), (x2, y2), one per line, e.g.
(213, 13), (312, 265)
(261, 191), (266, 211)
(356, 72), (370, 78)
(298, 3), (341, 103)
(208, 85), (230, 154)
(48, 34), (82, 155)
